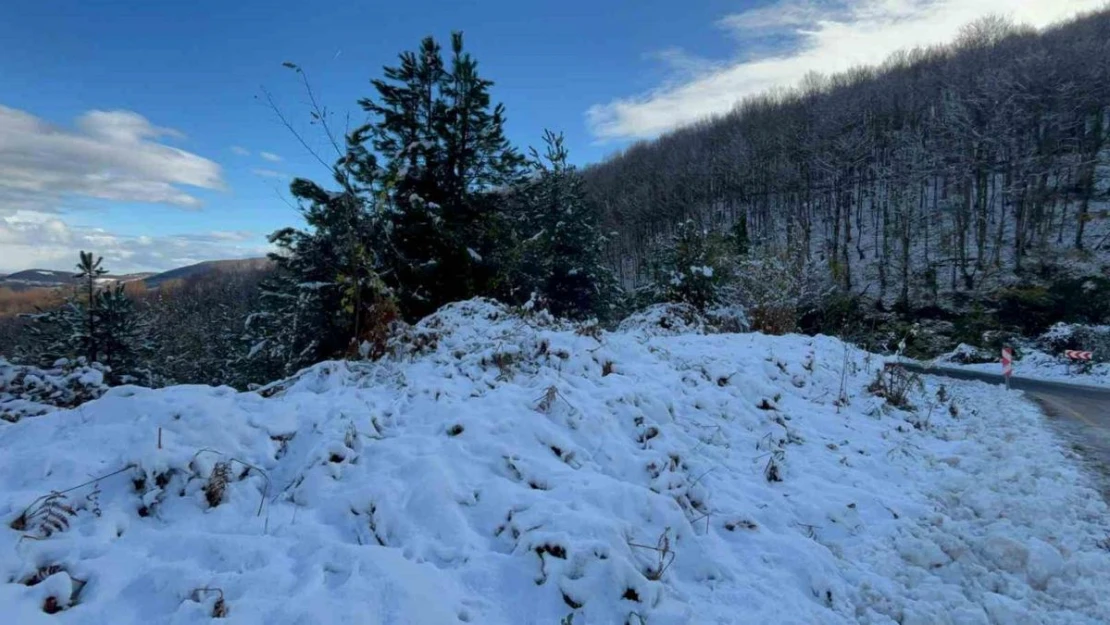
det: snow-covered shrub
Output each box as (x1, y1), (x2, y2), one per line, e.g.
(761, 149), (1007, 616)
(616, 303), (711, 337)
(1038, 323), (1110, 361)
(909, 320), (957, 358)
(648, 220), (727, 311)
(731, 243), (829, 335)
(0, 357), (108, 422)
(705, 303), (750, 334)
(937, 343), (995, 365)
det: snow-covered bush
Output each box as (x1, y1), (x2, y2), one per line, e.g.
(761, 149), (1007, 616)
(705, 303), (750, 334)
(616, 303), (711, 337)
(731, 243), (829, 335)
(937, 343), (995, 365)
(910, 320), (957, 357)
(0, 357), (108, 422)
(648, 220), (727, 311)
(1038, 323), (1110, 361)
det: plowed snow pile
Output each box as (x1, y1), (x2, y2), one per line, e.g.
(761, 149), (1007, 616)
(1, 300), (1108, 624)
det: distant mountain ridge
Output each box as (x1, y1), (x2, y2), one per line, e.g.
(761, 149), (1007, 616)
(0, 258), (271, 292)
(141, 257), (273, 288)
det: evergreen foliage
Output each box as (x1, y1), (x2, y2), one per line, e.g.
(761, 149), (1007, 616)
(246, 180), (392, 381)
(650, 221), (726, 312)
(354, 32), (525, 320)
(21, 252), (148, 384)
(517, 130), (617, 320)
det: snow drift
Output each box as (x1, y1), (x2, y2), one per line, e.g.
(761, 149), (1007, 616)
(1, 300), (1108, 624)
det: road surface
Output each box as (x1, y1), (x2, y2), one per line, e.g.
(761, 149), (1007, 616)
(900, 362), (1110, 497)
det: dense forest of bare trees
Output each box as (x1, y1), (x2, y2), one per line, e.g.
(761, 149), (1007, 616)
(585, 10), (1110, 313)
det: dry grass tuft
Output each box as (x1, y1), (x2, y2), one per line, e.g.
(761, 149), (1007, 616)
(536, 385), (559, 413)
(869, 364), (922, 409)
(629, 528), (676, 581)
(764, 453), (784, 483)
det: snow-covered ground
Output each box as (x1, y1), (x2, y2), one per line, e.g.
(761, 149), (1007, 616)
(2, 300), (1108, 624)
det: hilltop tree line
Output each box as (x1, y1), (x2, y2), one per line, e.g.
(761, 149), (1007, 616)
(584, 10), (1110, 324)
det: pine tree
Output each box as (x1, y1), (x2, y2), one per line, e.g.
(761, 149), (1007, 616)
(22, 252), (148, 384)
(651, 220), (726, 312)
(354, 31), (525, 320)
(518, 130), (616, 320)
(94, 284), (149, 383)
(75, 251), (108, 362)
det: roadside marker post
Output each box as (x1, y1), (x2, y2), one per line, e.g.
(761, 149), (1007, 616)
(1001, 347), (1013, 390)
(1064, 350), (1093, 376)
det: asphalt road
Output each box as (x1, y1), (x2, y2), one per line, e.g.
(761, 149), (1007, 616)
(900, 362), (1110, 496)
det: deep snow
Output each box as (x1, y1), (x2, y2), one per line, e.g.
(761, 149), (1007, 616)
(1, 300), (1108, 624)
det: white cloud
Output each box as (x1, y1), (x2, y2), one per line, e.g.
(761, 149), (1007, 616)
(716, 0), (847, 32)
(230, 145), (251, 156)
(259, 151), (283, 162)
(587, 0), (1106, 141)
(0, 105), (224, 212)
(0, 212), (270, 274)
(251, 168), (288, 180)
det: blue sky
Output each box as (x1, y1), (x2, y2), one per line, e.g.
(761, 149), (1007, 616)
(0, 0), (1099, 273)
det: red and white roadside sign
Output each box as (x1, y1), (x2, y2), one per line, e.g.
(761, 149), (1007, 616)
(1065, 350), (1093, 361)
(1001, 347), (1013, 378)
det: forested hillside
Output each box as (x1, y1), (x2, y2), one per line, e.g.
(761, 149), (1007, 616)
(585, 11), (1110, 312)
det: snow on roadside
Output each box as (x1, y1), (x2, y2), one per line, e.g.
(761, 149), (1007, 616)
(933, 345), (1110, 389)
(0, 299), (1108, 624)
(930, 323), (1110, 388)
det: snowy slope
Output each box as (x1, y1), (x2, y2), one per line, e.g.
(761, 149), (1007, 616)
(1, 300), (1108, 624)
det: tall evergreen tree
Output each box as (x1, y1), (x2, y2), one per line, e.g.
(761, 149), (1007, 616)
(519, 130), (616, 319)
(355, 31), (524, 319)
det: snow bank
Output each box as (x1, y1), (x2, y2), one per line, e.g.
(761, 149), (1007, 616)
(1, 300), (1108, 624)
(0, 358), (108, 423)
